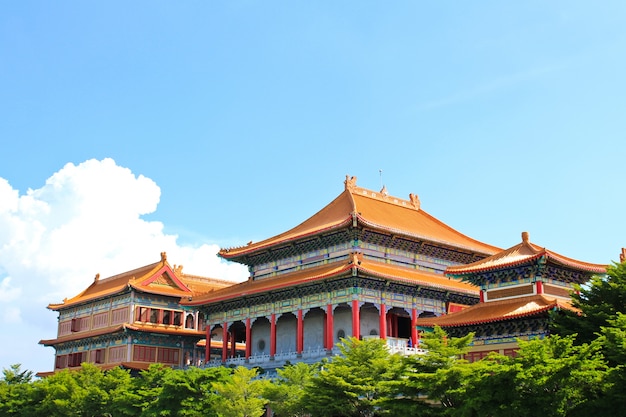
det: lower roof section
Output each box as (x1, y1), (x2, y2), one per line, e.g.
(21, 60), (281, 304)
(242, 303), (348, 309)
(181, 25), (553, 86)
(414, 294), (576, 328)
(183, 257), (479, 307)
(39, 323), (204, 346)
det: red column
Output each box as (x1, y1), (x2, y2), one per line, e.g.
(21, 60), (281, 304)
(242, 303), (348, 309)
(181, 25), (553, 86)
(411, 308), (418, 347)
(379, 303), (387, 339)
(296, 309), (304, 355)
(352, 299), (360, 339)
(270, 313), (276, 358)
(222, 323), (228, 362)
(323, 311), (327, 349)
(536, 281), (544, 294)
(480, 290), (485, 303)
(326, 304), (334, 350)
(245, 318), (252, 359)
(205, 325), (211, 364)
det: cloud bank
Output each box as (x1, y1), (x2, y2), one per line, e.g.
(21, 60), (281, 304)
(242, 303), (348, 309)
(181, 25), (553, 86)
(0, 158), (248, 373)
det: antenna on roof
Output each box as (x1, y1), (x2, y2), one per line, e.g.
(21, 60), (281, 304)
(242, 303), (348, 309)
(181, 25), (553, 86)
(379, 169), (388, 196)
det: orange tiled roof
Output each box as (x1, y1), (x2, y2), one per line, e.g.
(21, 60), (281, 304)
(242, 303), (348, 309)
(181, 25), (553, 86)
(219, 176), (500, 260)
(414, 294), (576, 328)
(357, 260), (478, 295)
(184, 262), (353, 306)
(183, 256), (478, 307)
(39, 324), (126, 346)
(446, 232), (607, 276)
(39, 322), (204, 346)
(47, 253), (231, 310)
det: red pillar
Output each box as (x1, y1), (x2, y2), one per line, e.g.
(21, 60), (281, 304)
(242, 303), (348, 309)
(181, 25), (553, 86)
(326, 304), (334, 350)
(296, 309), (304, 355)
(536, 281), (544, 294)
(270, 313), (276, 358)
(379, 303), (387, 339)
(352, 299), (360, 339)
(222, 323), (228, 362)
(245, 318), (252, 359)
(322, 310), (327, 348)
(411, 308), (418, 347)
(205, 325), (211, 364)
(479, 290), (485, 303)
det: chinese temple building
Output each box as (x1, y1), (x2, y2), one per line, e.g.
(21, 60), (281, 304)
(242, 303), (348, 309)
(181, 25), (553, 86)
(38, 253), (233, 375)
(39, 176), (609, 374)
(414, 231), (607, 361)
(182, 176), (502, 370)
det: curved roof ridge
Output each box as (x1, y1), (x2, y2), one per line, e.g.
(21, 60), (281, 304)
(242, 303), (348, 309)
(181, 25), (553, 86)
(414, 294), (573, 328)
(446, 232), (607, 276)
(219, 175), (501, 260)
(219, 187), (355, 258)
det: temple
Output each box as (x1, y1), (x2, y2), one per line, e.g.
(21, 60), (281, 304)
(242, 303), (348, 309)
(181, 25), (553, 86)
(39, 176), (608, 374)
(38, 253), (233, 375)
(181, 176), (504, 369)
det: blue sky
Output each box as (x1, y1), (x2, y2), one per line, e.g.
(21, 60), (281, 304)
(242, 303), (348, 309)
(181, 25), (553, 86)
(1, 2), (625, 374)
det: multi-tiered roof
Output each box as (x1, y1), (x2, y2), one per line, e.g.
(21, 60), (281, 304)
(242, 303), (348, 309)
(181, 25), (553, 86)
(185, 176), (501, 308)
(40, 253), (232, 350)
(415, 232), (607, 329)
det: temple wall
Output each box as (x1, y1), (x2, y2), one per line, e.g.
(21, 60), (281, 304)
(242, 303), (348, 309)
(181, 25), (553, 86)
(360, 307), (379, 336)
(251, 320), (270, 356)
(303, 308), (325, 351)
(276, 315), (297, 354)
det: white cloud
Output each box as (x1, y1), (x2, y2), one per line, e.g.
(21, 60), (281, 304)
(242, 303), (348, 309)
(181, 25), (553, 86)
(0, 158), (248, 373)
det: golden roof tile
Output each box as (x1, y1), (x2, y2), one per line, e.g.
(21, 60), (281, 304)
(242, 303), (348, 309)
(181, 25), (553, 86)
(183, 257), (478, 307)
(48, 253), (233, 310)
(446, 232), (607, 276)
(39, 323), (204, 346)
(414, 294), (576, 328)
(219, 176), (500, 260)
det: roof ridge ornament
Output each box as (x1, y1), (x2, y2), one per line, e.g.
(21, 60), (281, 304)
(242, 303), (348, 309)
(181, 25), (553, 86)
(621, 248), (626, 263)
(345, 175), (357, 191)
(409, 193), (420, 210)
(160, 252), (167, 263)
(522, 231), (529, 243)
(94, 273), (100, 282)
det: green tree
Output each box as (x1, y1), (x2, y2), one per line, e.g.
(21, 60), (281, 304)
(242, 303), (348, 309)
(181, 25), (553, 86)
(212, 366), (268, 417)
(135, 364), (175, 417)
(263, 362), (315, 417)
(31, 363), (138, 417)
(155, 366), (230, 417)
(384, 326), (474, 415)
(0, 364), (38, 417)
(302, 337), (404, 417)
(510, 335), (606, 417)
(551, 261), (626, 346)
(1, 364), (34, 385)
(591, 312), (626, 413)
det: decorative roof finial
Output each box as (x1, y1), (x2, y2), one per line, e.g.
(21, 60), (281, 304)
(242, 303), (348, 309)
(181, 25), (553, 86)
(344, 175), (357, 191)
(620, 248), (626, 263)
(94, 273), (100, 282)
(380, 185), (388, 196)
(409, 193), (420, 210)
(160, 252), (167, 262)
(522, 231), (529, 243)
